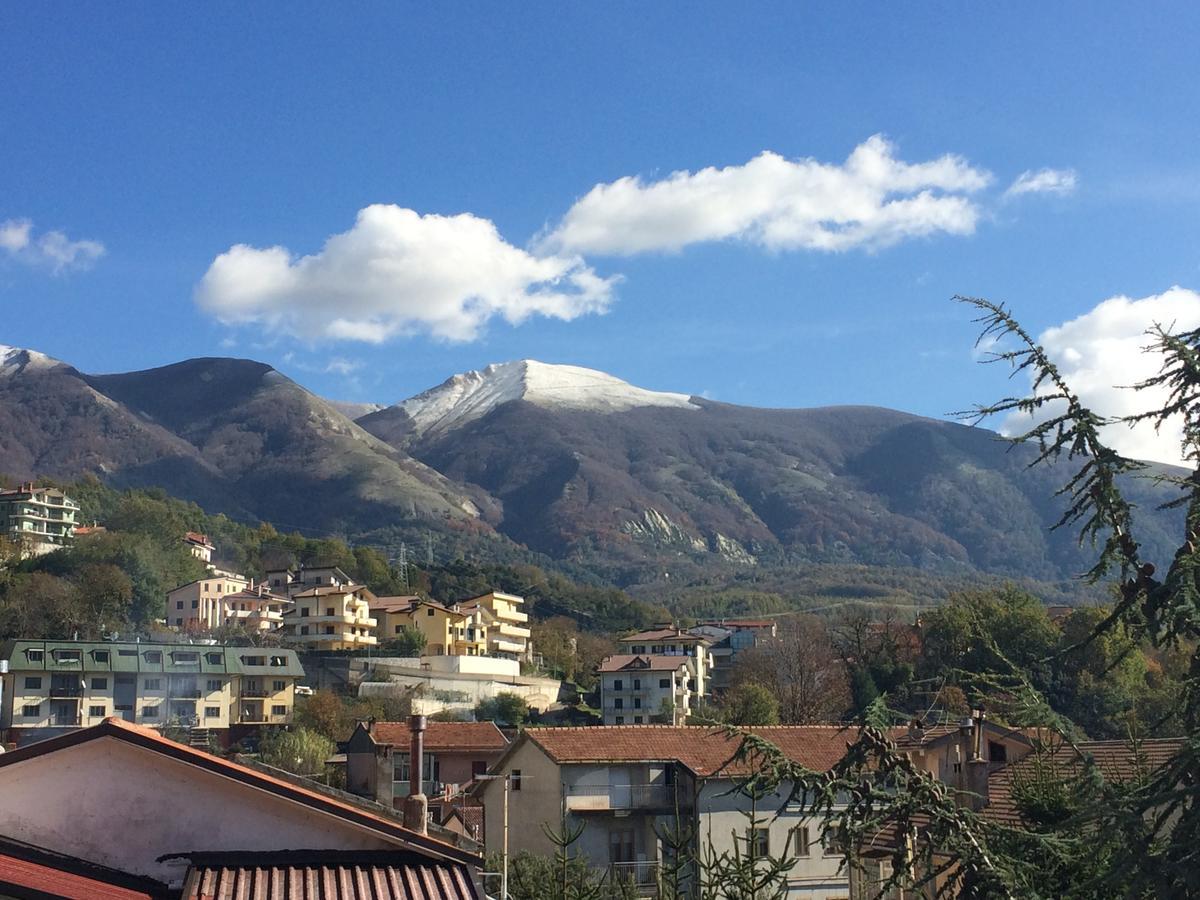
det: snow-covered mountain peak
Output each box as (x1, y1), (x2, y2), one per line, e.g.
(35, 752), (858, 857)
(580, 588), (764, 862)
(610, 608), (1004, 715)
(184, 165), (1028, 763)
(399, 359), (699, 435)
(0, 345), (64, 378)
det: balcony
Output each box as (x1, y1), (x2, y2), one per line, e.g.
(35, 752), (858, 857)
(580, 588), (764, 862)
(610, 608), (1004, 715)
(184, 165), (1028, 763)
(393, 779), (443, 798)
(241, 689), (270, 698)
(172, 689), (203, 699)
(49, 686), (84, 698)
(564, 783), (683, 812)
(609, 862), (660, 892)
(495, 608), (529, 623)
(496, 623), (531, 639)
(238, 712), (291, 725)
(491, 639), (525, 655)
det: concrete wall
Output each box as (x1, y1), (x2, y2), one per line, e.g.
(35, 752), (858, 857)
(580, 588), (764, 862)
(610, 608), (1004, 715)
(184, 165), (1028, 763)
(370, 655), (520, 678)
(479, 740), (563, 857)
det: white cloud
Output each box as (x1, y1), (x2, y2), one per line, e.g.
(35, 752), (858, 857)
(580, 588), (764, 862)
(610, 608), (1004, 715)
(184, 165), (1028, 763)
(540, 135), (993, 256)
(1001, 286), (1200, 467)
(1004, 168), (1078, 198)
(0, 218), (105, 272)
(324, 358), (362, 376)
(196, 205), (614, 345)
(196, 204), (616, 343)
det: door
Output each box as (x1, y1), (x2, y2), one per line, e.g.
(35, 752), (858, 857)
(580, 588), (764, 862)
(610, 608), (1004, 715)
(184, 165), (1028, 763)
(114, 675), (136, 722)
(609, 766), (634, 809)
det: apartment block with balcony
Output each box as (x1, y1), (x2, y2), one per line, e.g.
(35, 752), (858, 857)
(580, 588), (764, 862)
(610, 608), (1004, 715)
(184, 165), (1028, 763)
(455, 591), (531, 661)
(597, 655), (697, 725)
(280, 585), (378, 650)
(477, 726), (856, 897)
(370, 597), (489, 656)
(0, 640), (304, 745)
(166, 574), (280, 631)
(0, 483), (78, 557)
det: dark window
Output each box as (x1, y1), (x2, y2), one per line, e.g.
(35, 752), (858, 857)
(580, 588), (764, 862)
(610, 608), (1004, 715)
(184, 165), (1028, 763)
(427, 608), (435, 617)
(511, 770), (522, 791)
(300, 626), (310, 635)
(273, 680), (286, 691)
(205, 707), (220, 718)
(615, 716), (625, 724)
(633, 698), (642, 709)
(175, 618), (183, 625)
(117, 649), (136, 657)
(144, 678), (161, 690)
(176, 601), (184, 609)
(472, 761), (488, 778)
(141, 705), (159, 718)
(634, 715), (643, 724)
(22, 703), (41, 717)
(272, 704), (287, 715)
(92, 677), (108, 690)
(324, 625), (335, 634)
(659, 678), (670, 688)
(988, 741), (1008, 763)
(614, 698), (623, 709)
(89, 705), (105, 717)
(173, 652), (198, 662)
(191, 600), (199, 609)
(633, 679), (641, 690)
(748, 827), (769, 856)
(613, 679), (623, 691)
(24, 676), (41, 690)
(206, 679), (222, 692)
(26, 649), (43, 662)
(327, 607), (336, 616)
(144, 651), (162, 663)
(206, 652), (221, 664)
(93, 650), (109, 663)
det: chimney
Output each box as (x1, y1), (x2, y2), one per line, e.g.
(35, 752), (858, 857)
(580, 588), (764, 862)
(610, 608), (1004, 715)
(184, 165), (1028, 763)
(402, 714), (428, 834)
(963, 705), (990, 811)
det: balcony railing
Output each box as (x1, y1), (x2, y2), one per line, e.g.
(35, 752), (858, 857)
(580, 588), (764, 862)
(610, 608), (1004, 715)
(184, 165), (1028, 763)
(564, 784), (682, 812)
(609, 861), (660, 889)
(49, 685), (83, 698)
(241, 689), (269, 698)
(238, 713), (290, 725)
(172, 689), (203, 699)
(496, 623), (531, 639)
(49, 715), (83, 727)
(495, 608), (529, 623)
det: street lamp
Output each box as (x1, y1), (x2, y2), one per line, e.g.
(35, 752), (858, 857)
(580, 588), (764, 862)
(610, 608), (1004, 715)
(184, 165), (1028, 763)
(475, 773), (510, 900)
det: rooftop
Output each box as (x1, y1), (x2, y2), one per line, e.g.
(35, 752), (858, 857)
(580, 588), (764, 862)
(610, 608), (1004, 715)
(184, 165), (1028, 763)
(524, 724), (862, 776)
(618, 627), (708, 645)
(597, 654), (694, 673)
(364, 721), (509, 753)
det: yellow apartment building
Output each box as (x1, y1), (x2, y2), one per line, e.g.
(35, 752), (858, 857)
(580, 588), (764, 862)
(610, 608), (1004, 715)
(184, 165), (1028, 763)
(457, 591), (532, 660)
(370, 597), (489, 656)
(281, 584), (378, 650)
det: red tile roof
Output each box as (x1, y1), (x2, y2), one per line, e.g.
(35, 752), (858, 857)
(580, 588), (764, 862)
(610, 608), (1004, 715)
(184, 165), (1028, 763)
(597, 654), (694, 673)
(699, 619), (776, 629)
(370, 722), (509, 753)
(984, 737), (1185, 826)
(0, 718), (479, 867)
(0, 837), (166, 900)
(178, 851), (479, 900)
(184, 532), (214, 548)
(525, 725), (861, 776)
(369, 595), (423, 612)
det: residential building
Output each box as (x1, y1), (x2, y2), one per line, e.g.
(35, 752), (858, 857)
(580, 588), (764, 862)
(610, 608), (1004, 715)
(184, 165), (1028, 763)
(0, 482), (78, 557)
(597, 655), (696, 725)
(219, 584), (291, 632)
(476, 725), (858, 897)
(692, 619), (778, 691)
(0, 639), (305, 744)
(0, 718), (482, 895)
(166, 573), (253, 629)
(344, 719), (509, 817)
(371, 596), (489, 656)
(273, 566), (378, 650)
(598, 626), (714, 724)
(182, 531), (214, 563)
(456, 591), (532, 661)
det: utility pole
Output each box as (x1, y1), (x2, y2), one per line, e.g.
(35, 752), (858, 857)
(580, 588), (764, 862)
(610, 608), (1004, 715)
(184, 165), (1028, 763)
(502, 773), (509, 900)
(397, 542), (410, 592)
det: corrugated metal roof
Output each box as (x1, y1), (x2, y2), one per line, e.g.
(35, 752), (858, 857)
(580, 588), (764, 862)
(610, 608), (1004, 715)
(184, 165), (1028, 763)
(0, 836), (168, 900)
(179, 851), (480, 900)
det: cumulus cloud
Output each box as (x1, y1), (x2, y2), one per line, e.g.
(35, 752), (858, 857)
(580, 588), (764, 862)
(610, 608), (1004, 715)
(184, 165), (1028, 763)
(196, 204), (616, 343)
(1001, 286), (1200, 467)
(0, 218), (105, 273)
(1004, 167), (1078, 198)
(539, 135), (993, 256)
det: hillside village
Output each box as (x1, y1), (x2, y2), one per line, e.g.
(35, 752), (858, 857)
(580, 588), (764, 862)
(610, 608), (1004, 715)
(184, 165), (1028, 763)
(0, 477), (1190, 898)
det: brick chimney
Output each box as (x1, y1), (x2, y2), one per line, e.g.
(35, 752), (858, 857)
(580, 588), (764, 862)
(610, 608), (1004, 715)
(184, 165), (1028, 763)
(402, 714), (428, 834)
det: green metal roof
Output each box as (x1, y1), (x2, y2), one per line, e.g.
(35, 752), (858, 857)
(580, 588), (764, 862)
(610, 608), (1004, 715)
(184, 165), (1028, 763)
(0, 640), (305, 677)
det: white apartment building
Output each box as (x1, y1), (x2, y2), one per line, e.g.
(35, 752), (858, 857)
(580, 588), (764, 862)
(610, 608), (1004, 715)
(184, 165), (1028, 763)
(0, 483), (78, 557)
(597, 627), (713, 725)
(167, 574), (292, 632)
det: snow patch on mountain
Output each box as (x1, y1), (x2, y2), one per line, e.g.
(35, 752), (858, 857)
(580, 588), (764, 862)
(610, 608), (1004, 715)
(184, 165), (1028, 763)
(0, 345), (63, 377)
(400, 360), (698, 435)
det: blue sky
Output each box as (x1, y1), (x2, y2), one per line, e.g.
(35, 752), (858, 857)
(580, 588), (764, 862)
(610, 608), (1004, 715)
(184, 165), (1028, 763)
(3, 4), (1199, 460)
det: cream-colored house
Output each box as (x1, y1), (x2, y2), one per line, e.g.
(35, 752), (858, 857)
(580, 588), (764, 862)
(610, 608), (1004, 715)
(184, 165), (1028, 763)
(0, 639), (304, 745)
(456, 591), (531, 660)
(166, 575), (291, 631)
(0, 718), (482, 893)
(598, 626), (714, 725)
(476, 726), (857, 898)
(269, 565), (379, 650)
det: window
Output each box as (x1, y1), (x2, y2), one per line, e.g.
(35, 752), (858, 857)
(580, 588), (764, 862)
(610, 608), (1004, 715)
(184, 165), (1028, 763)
(795, 826), (811, 856)
(633, 715), (643, 724)
(472, 761), (488, 778)
(205, 706), (220, 718)
(144, 678), (161, 690)
(614, 698), (623, 709)
(175, 618), (183, 626)
(615, 716), (625, 724)
(273, 680), (286, 691)
(207, 652), (222, 664)
(54, 649), (82, 663)
(206, 679), (222, 692)
(173, 651), (198, 662)
(191, 600), (199, 609)
(747, 827), (769, 857)
(176, 601), (184, 609)
(24, 676), (42, 690)
(272, 704), (287, 715)
(614, 679), (623, 691)
(427, 608), (435, 617)
(22, 703), (41, 717)
(89, 705), (105, 717)
(141, 705), (159, 718)
(632, 678), (641, 690)
(324, 625), (335, 634)
(328, 607), (336, 616)
(511, 769), (522, 791)
(988, 740), (1008, 763)
(609, 829), (635, 864)
(144, 651), (162, 663)
(300, 626), (310, 635)
(216, 584), (222, 593)
(301, 608), (310, 617)
(659, 678), (670, 688)
(93, 650), (109, 663)
(92, 677), (108, 690)
(633, 698), (642, 709)
(118, 649), (137, 657)
(395, 624), (404, 634)
(244, 655), (266, 666)
(822, 825), (844, 856)
(26, 648), (43, 662)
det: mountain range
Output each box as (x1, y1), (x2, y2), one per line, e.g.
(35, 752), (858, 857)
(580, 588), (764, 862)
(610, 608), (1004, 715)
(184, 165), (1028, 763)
(0, 345), (1182, 592)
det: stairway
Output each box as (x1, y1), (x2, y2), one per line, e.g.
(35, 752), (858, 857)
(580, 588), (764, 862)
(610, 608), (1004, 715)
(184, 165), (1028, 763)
(188, 728), (212, 751)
